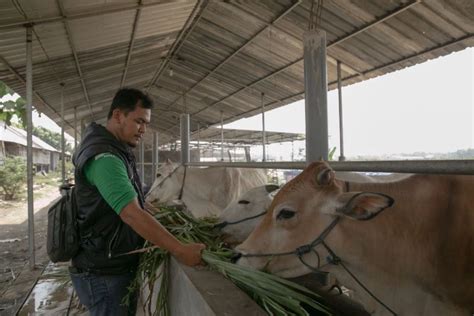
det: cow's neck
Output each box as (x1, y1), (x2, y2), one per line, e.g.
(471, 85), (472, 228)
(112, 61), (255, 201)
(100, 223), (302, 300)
(326, 175), (473, 315)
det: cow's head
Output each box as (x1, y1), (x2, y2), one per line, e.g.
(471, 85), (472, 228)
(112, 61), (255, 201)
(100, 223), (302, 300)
(146, 159), (183, 205)
(235, 161), (394, 278)
(218, 184), (280, 245)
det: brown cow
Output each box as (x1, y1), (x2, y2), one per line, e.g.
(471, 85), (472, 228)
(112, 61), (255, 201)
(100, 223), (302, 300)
(236, 161), (474, 315)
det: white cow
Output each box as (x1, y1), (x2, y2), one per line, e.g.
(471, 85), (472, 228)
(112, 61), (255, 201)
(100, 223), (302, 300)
(146, 160), (267, 218)
(218, 184), (279, 245)
(236, 161), (474, 315)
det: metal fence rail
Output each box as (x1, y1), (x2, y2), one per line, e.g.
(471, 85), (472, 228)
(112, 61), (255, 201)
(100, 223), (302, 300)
(185, 160), (474, 175)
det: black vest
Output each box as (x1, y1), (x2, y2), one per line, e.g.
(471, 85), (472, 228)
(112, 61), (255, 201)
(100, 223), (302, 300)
(72, 122), (145, 274)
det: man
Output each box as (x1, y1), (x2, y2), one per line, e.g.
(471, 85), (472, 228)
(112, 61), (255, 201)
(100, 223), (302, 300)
(70, 88), (205, 315)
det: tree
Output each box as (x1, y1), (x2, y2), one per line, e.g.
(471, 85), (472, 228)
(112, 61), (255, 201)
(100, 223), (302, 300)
(0, 156), (27, 200)
(33, 126), (73, 152)
(0, 81), (27, 128)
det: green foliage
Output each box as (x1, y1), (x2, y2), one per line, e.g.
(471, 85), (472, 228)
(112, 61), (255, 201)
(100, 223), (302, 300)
(0, 156), (27, 200)
(0, 81), (13, 97)
(0, 81), (27, 128)
(328, 146), (337, 161)
(33, 126), (73, 153)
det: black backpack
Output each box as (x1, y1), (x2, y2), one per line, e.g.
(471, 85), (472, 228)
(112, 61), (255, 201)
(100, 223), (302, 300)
(47, 184), (80, 263)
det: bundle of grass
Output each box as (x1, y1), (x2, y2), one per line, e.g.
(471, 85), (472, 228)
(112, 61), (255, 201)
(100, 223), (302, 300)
(125, 206), (332, 316)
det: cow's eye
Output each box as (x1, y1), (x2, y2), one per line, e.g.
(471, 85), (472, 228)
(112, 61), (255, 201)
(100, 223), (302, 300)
(277, 209), (295, 220)
(238, 200), (250, 205)
(156, 173), (162, 178)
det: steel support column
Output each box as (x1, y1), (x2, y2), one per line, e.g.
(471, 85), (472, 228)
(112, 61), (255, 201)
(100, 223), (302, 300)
(261, 93), (266, 162)
(197, 123), (201, 161)
(139, 140), (145, 186)
(81, 119), (86, 140)
(337, 60), (345, 161)
(74, 106), (77, 150)
(152, 131), (159, 176)
(220, 111), (224, 161)
(26, 26), (35, 269)
(60, 83), (65, 183)
(304, 29), (328, 163)
(180, 114), (190, 164)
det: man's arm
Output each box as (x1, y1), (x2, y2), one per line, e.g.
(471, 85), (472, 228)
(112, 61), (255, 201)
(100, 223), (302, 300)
(84, 153), (205, 266)
(120, 198), (205, 266)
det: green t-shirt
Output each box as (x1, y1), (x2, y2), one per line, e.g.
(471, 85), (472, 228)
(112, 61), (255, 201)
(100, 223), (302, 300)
(84, 153), (137, 214)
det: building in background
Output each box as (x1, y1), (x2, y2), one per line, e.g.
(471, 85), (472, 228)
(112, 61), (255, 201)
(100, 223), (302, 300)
(0, 121), (66, 172)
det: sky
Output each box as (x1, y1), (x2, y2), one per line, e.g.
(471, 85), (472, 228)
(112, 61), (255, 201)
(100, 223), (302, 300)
(225, 47), (474, 159)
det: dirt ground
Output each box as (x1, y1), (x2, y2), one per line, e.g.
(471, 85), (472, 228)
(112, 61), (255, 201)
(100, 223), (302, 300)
(0, 185), (60, 313)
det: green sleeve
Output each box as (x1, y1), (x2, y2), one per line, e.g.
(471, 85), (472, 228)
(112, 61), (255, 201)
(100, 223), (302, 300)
(84, 153), (137, 214)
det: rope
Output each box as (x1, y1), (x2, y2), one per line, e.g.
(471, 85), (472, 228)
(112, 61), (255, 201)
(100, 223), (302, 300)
(322, 241), (397, 315)
(145, 165), (182, 199)
(213, 210), (267, 229)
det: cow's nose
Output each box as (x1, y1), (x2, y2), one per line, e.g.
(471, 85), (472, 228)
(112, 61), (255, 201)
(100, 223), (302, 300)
(230, 252), (242, 264)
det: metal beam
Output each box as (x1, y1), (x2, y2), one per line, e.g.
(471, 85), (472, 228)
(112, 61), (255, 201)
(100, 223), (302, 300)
(120, 2), (142, 88)
(227, 1), (362, 76)
(186, 160), (474, 175)
(164, 0), (301, 111)
(338, 34), (474, 85)
(0, 1), (178, 29)
(145, 0), (209, 92)
(57, 0), (94, 121)
(192, 0), (420, 116)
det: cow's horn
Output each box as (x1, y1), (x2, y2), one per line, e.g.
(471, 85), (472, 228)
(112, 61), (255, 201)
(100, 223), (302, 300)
(265, 184), (279, 193)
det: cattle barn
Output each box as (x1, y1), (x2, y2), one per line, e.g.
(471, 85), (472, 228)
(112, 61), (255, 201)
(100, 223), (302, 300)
(0, 0), (472, 314)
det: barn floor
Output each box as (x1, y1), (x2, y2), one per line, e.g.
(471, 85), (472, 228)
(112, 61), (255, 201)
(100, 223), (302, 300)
(0, 187), (63, 315)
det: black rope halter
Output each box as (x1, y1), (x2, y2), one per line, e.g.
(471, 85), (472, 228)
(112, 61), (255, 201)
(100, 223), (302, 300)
(214, 210), (267, 229)
(145, 165), (187, 201)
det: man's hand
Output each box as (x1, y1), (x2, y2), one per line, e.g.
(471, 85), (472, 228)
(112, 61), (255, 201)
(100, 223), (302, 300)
(172, 243), (206, 266)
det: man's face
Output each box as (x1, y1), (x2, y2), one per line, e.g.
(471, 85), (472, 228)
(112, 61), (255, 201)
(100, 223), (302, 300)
(115, 103), (151, 147)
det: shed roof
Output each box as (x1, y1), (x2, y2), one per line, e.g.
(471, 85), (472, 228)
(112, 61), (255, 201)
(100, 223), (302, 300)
(0, 121), (60, 152)
(0, 0), (472, 145)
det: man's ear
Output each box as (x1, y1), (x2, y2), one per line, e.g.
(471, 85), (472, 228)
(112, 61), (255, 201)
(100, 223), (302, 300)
(112, 108), (123, 123)
(335, 192), (394, 220)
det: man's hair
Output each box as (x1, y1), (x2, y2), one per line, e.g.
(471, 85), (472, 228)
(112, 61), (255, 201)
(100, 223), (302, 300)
(107, 88), (153, 119)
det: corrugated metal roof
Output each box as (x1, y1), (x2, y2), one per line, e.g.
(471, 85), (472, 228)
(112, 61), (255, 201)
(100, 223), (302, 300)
(0, 0), (472, 145)
(149, 127), (304, 147)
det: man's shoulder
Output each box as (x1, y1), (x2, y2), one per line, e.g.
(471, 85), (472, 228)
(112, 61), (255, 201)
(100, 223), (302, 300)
(93, 152), (121, 161)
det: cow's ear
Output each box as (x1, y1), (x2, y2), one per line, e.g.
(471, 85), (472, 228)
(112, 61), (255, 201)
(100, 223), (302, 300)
(335, 192), (394, 220)
(316, 167), (335, 186)
(265, 184), (280, 193)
